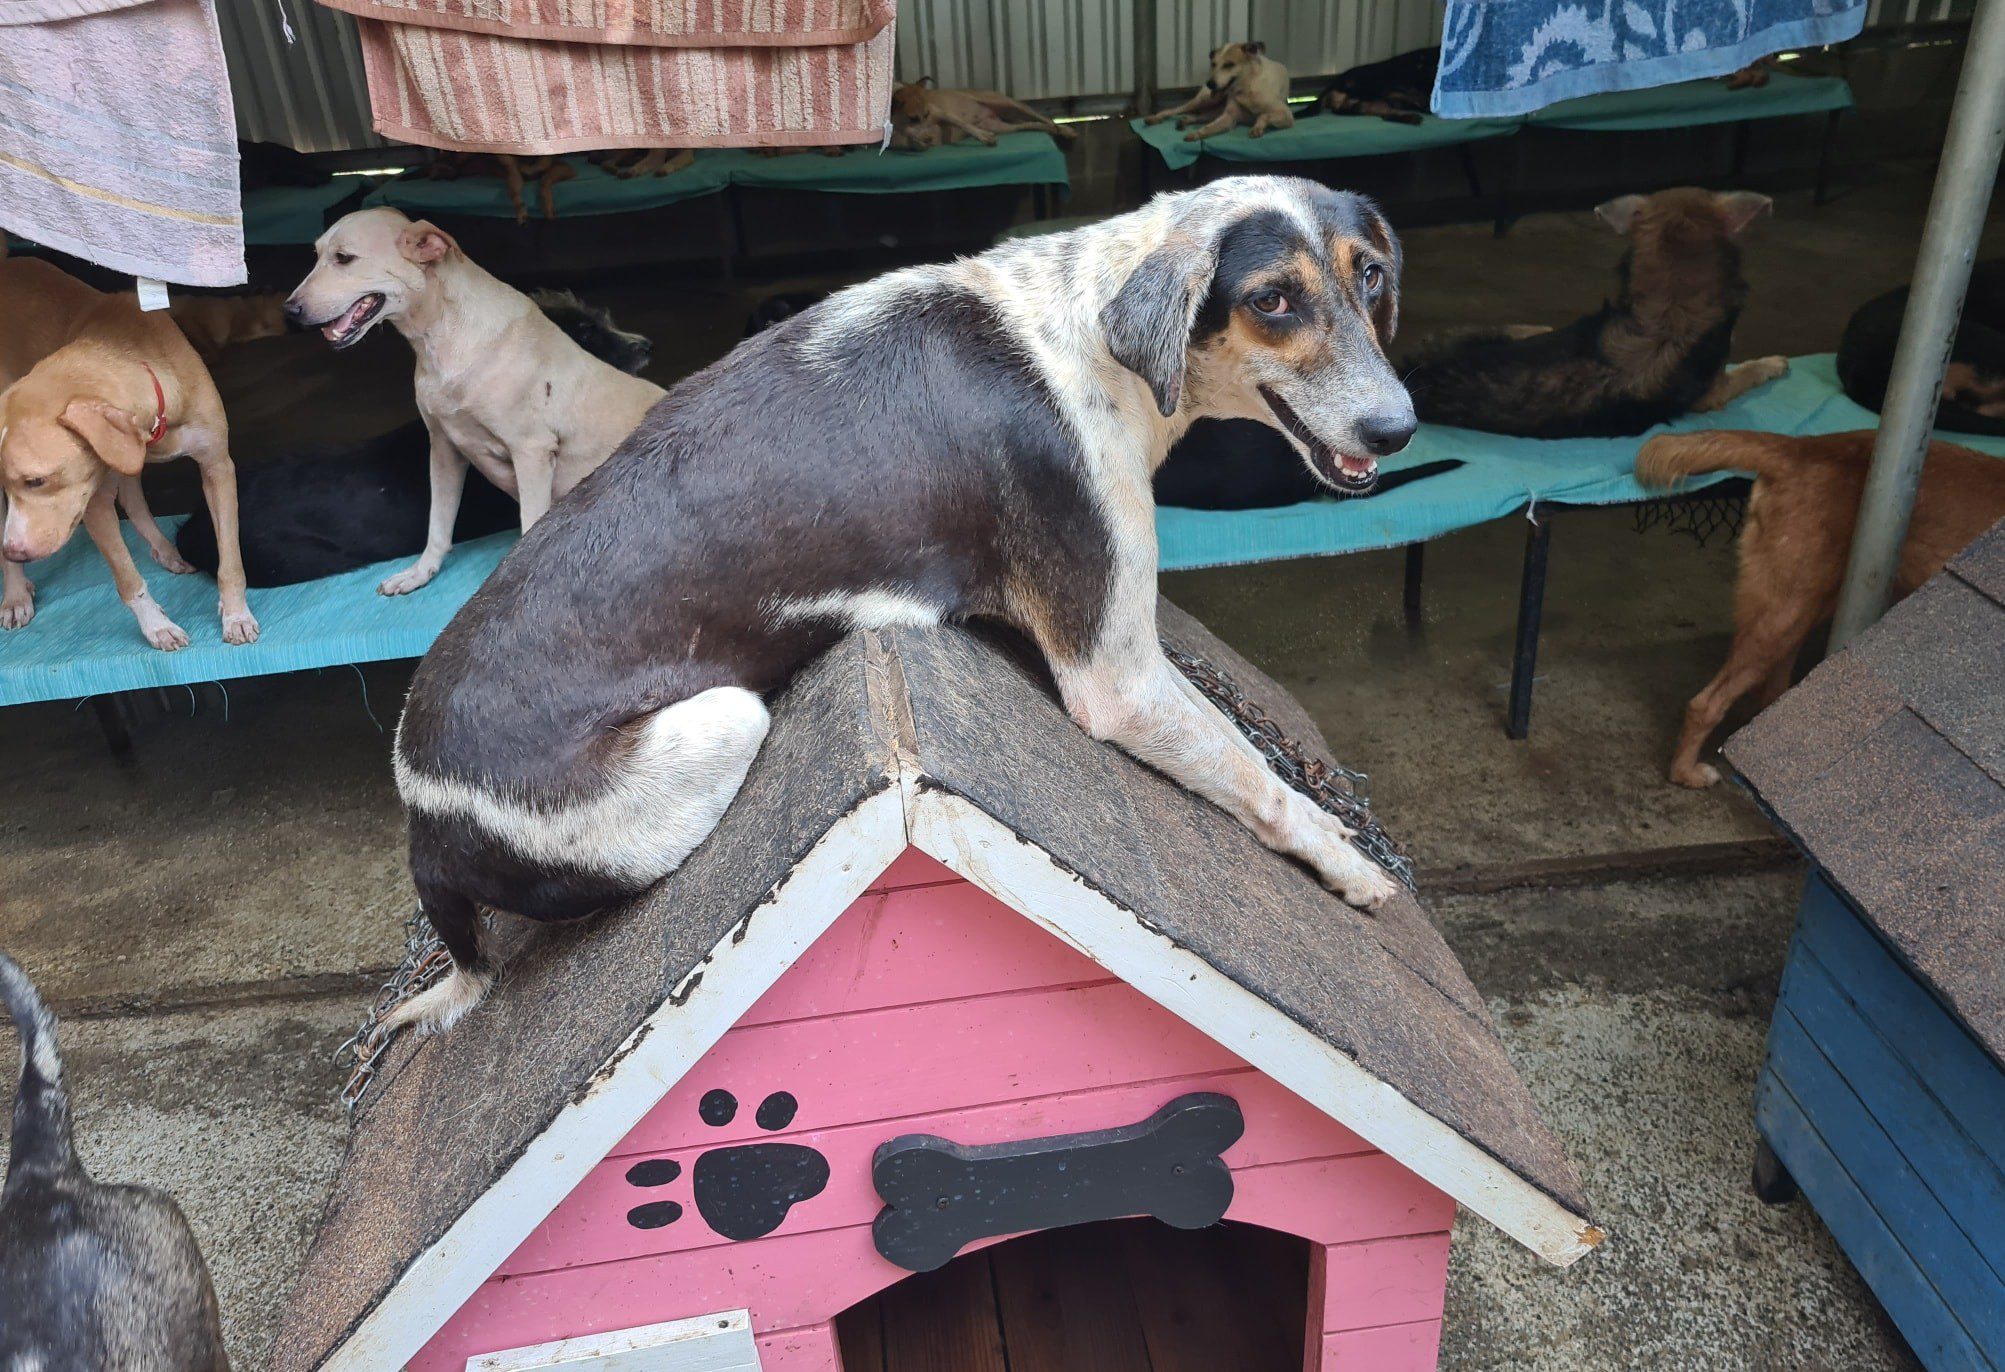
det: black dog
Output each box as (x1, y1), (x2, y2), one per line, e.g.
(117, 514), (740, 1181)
(1313, 48), (1439, 124)
(1155, 419), (1460, 508)
(1837, 259), (2005, 437)
(1, 953), (230, 1371)
(176, 290), (653, 587)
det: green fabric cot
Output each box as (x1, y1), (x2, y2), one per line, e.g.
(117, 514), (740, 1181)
(243, 182), (371, 245)
(1131, 110), (1524, 172)
(359, 134), (1068, 220)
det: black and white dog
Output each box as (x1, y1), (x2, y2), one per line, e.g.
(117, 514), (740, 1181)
(1, 953), (230, 1371)
(387, 177), (1418, 1033)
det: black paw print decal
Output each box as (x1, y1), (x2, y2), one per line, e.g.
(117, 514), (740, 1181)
(625, 1089), (829, 1241)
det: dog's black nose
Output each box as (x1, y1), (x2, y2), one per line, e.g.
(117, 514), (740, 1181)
(1357, 412), (1416, 457)
(282, 296), (306, 324)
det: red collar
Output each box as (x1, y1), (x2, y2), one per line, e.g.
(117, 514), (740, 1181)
(141, 364), (167, 447)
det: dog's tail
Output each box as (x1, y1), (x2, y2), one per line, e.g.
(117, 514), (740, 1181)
(1636, 430), (1804, 490)
(0, 951), (79, 1185)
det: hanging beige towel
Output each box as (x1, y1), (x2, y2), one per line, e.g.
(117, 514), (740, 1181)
(0, 0), (244, 285)
(325, 0), (895, 155)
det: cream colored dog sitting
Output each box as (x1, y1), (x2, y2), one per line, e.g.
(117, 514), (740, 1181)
(285, 209), (665, 594)
(1146, 42), (1295, 141)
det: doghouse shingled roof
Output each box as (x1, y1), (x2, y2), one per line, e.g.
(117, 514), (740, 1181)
(1727, 517), (2005, 1056)
(276, 601), (1599, 1372)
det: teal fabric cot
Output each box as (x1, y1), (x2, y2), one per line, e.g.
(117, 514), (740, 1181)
(363, 134), (1069, 220)
(1131, 71), (1850, 176)
(4, 354), (1997, 708)
(1130, 111), (1523, 173)
(243, 181), (371, 245)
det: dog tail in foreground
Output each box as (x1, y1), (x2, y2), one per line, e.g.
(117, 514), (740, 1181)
(1636, 430), (1805, 490)
(1, 950), (76, 1185)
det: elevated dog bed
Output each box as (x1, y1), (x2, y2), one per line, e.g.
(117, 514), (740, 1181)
(1524, 72), (1854, 131)
(7, 356), (2000, 713)
(1130, 111), (1523, 173)
(362, 135), (1069, 220)
(243, 181), (372, 245)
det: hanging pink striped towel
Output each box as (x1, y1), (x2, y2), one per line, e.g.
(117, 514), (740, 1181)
(319, 0), (896, 154)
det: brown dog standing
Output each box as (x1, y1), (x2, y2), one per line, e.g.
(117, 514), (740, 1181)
(0, 261), (256, 648)
(1638, 428), (2005, 787)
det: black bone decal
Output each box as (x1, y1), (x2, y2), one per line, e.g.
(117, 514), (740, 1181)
(870, 1092), (1244, 1272)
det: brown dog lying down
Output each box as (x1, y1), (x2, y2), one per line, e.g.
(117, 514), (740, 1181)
(1145, 42), (1295, 140)
(1402, 188), (1787, 438)
(165, 293), (289, 360)
(1638, 428), (2005, 787)
(887, 79), (1077, 150)
(0, 259), (256, 647)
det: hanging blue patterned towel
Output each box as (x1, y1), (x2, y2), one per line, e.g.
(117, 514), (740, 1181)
(1432, 0), (1867, 119)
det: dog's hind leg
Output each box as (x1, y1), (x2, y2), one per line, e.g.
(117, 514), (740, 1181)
(380, 882), (492, 1037)
(390, 686), (772, 1033)
(1669, 603), (1821, 788)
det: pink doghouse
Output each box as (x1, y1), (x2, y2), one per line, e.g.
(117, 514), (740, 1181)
(276, 606), (1598, 1372)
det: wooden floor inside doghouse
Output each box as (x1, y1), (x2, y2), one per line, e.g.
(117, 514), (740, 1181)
(835, 1219), (1309, 1371)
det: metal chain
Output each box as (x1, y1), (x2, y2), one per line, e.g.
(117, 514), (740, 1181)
(1163, 639), (1416, 893)
(334, 907), (459, 1118)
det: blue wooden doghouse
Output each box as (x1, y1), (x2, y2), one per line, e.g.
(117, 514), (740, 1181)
(1727, 517), (2005, 1371)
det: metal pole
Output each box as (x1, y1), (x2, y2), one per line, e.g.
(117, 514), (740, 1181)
(1829, 0), (2005, 650)
(1132, 0), (1156, 119)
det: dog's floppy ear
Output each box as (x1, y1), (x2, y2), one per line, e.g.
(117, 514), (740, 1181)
(59, 399), (149, 477)
(1100, 232), (1218, 418)
(1594, 195), (1648, 233)
(398, 220), (458, 266)
(1715, 191), (1772, 235)
(1358, 198), (1402, 348)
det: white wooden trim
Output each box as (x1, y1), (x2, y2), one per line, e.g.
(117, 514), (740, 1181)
(904, 788), (1604, 1267)
(324, 787), (909, 1372)
(467, 1309), (760, 1372)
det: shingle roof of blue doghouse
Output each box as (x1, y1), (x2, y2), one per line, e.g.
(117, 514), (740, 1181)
(1728, 517), (2005, 1055)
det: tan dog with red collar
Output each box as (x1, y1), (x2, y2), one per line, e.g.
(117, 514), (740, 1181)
(0, 259), (256, 648)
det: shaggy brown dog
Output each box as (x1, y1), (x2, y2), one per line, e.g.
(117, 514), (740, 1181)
(1638, 428), (2005, 787)
(165, 293), (288, 359)
(887, 79), (1076, 150)
(1402, 188), (1785, 438)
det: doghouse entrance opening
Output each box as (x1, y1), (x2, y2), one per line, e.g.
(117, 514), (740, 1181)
(834, 1218), (1310, 1370)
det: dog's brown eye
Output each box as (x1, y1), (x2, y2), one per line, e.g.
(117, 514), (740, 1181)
(1251, 291), (1289, 316)
(334, 251), (355, 266)
(1361, 263), (1384, 292)
(22, 477), (45, 489)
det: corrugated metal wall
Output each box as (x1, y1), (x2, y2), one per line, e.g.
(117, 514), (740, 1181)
(223, 0), (1973, 152)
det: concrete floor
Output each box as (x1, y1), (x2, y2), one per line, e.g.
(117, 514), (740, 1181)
(6, 169), (1993, 1369)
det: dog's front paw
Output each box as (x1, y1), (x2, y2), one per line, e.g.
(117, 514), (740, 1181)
(1143, 112), (1168, 125)
(221, 608), (260, 645)
(1324, 859), (1395, 913)
(146, 620), (191, 652)
(1, 581), (35, 630)
(149, 544), (196, 574)
(1670, 759), (1722, 789)
(378, 565), (437, 596)
(1741, 356), (1789, 385)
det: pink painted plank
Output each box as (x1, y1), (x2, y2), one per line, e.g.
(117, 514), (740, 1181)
(1228, 1154), (1454, 1248)
(424, 1154), (1447, 1371)
(757, 1322), (844, 1371)
(503, 1067), (1375, 1275)
(865, 846), (958, 893)
(742, 879), (1113, 1028)
(1315, 1319), (1442, 1371)
(608, 980), (1246, 1159)
(1310, 1233), (1452, 1333)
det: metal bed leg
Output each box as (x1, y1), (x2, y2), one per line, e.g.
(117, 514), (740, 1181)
(1455, 142), (1484, 201)
(1403, 543), (1425, 631)
(1730, 120), (1752, 181)
(91, 693), (136, 762)
(1814, 108), (1841, 206)
(1506, 512), (1551, 739)
(1492, 142), (1519, 238)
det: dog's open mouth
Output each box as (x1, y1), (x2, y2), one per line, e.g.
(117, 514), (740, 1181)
(1258, 386), (1379, 495)
(320, 293), (385, 349)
